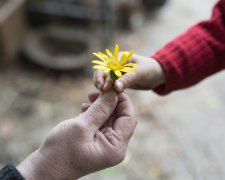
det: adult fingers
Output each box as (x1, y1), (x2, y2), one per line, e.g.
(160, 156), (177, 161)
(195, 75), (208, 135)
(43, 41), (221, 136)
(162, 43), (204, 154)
(113, 93), (137, 140)
(81, 91), (100, 113)
(82, 90), (118, 132)
(94, 70), (105, 91)
(88, 90), (101, 103)
(81, 103), (90, 112)
(100, 112), (116, 129)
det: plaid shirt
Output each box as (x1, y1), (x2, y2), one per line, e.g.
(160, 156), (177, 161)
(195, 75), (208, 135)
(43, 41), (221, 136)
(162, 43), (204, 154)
(152, 0), (225, 95)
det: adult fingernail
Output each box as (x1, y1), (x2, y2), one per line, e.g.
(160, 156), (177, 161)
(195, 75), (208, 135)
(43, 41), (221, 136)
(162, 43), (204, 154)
(116, 81), (123, 91)
(81, 103), (89, 107)
(102, 90), (116, 102)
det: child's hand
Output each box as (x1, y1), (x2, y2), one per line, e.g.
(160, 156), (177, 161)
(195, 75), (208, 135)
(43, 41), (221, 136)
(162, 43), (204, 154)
(93, 53), (165, 92)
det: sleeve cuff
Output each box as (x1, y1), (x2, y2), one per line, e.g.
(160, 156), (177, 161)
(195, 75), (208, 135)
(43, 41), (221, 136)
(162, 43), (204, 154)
(151, 52), (182, 95)
(0, 163), (25, 180)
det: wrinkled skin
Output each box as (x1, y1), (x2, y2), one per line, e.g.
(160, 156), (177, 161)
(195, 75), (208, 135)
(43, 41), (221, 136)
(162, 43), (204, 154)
(17, 91), (137, 180)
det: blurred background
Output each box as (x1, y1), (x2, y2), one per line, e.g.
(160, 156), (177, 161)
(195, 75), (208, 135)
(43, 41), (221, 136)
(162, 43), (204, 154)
(0, 0), (224, 179)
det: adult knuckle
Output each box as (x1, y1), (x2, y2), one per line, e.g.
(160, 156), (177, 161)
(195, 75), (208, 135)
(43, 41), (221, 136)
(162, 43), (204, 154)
(111, 149), (126, 165)
(43, 122), (66, 147)
(72, 121), (86, 134)
(87, 104), (108, 121)
(103, 140), (128, 166)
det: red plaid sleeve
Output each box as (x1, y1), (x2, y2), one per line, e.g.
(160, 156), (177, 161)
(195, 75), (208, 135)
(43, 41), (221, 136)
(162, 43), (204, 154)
(152, 0), (225, 95)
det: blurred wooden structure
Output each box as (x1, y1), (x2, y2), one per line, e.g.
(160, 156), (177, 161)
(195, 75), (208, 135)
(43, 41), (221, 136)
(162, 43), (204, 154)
(0, 0), (27, 59)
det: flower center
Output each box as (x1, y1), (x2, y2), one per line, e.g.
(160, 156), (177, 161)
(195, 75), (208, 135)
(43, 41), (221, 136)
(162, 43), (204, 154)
(108, 62), (122, 71)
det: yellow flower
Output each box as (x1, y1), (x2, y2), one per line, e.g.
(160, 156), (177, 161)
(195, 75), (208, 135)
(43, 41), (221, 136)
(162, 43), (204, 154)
(92, 44), (139, 78)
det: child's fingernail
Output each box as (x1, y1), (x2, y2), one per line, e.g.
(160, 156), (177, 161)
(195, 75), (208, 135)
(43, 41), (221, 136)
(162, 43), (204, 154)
(116, 81), (123, 91)
(97, 84), (102, 90)
(103, 83), (108, 91)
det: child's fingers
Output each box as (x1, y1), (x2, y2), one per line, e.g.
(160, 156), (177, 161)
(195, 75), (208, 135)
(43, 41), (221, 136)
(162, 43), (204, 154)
(94, 70), (105, 91)
(103, 77), (112, 91)
(114, 72), (136, 93)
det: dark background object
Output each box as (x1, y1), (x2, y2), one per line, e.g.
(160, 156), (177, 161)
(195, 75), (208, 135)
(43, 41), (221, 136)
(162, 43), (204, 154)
(0, 0), (27, 60)
(142, 0), (167, 10)
(25, 0), (113, 27)
(23, 0), (115, 70)
(0, 0), (168, 69)
(22, 26), (97, 70)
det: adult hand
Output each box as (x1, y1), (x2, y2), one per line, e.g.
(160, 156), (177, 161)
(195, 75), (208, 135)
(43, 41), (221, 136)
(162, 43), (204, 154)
(94, 53), (165, 92)
(17, 90), (137, 180)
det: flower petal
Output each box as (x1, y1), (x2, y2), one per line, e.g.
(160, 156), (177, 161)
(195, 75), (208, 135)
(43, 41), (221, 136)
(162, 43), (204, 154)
(123, 63), (139, 68)
(119, 52), (129, 64)
(114, 44), (119, 62)
(106, 49), (114, 62)
(121, 67), (136, 74)
(93, 53), (108, 63)
(92, 60), (107, 66)
(98, 52), (110, 62)
(93, 65), (107, 70)
(104, 68), (111, 75)
(114, 70), (122, 78)
(122, 51), (134, 65)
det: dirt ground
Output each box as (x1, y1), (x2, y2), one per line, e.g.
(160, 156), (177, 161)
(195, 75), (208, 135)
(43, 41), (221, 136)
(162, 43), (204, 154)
(1, 0), (225, 179)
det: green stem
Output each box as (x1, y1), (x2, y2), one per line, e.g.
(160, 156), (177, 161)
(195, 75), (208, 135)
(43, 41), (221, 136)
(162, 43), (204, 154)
(110, 70), (119, 90)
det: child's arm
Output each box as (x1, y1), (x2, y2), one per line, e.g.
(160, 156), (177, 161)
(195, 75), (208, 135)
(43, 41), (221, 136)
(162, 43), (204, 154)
(152, 0), (225, 95)
(94, 0), (225, 95)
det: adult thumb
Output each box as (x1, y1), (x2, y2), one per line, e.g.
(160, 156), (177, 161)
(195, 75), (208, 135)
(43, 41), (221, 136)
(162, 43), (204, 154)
(82, 90), (118, 131)
(114, 73), (136, 93)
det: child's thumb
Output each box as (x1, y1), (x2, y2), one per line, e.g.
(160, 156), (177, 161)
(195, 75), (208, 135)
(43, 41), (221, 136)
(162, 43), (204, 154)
(114, 73), (135, 92)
